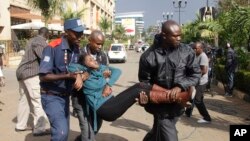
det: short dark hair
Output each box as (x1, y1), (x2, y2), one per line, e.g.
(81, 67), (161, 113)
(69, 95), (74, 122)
(78, 53), (89, 65)
(89, 30), (104, 40)
(38, 27), (49, 36)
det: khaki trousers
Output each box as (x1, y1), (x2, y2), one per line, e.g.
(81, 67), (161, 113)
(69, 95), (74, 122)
(16, 75), (48, 133)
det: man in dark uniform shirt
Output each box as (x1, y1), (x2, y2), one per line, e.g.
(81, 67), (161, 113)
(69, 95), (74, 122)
(39, 18), (86, 141)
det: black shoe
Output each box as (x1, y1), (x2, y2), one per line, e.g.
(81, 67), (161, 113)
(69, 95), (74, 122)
(33, 129), (51, 136)
(185, 107), (192, 117)
(224, 93), (233, 97)
(143, 131), (153, 141)
(74, 135), (81, 141)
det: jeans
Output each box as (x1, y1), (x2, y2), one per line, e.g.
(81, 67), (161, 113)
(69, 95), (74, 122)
(71, 94), (96, 141)
(41, 95), (69, 141)
(226, 70), (235, 95)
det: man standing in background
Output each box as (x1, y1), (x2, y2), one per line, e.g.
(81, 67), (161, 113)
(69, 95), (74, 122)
(185, 42), (212, 124)
(224, 42), (237, 97)
(15, 27), (50, 136)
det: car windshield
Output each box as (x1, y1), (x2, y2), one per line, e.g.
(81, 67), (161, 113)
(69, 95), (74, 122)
(111, 45), (122, 51)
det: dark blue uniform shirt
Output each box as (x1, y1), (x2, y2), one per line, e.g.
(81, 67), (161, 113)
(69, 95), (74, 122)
(39, 37), (80, 95)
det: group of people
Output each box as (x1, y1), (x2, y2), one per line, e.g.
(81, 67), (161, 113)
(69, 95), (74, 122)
(14, 17), (238, 141)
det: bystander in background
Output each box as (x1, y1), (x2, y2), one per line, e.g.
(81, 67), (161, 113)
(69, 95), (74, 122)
(15, 27), (50, 136)
(224, 42), (237, 97)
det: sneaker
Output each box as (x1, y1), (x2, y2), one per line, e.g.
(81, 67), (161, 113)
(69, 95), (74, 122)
(197, 118), (211, 124)
(15, 126), (33, 132)
(224, 93), (233, 97)
(185, 107), (192, 117)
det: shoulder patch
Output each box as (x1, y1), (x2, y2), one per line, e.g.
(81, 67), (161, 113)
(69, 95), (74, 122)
(49, 38), (62, 48)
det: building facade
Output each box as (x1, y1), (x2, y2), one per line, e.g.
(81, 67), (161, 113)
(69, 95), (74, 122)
(0, 0), (115, 53)
(115, 12), (144, 36)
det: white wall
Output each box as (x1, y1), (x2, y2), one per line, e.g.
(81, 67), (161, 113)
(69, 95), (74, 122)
(0, 0), (11, 40)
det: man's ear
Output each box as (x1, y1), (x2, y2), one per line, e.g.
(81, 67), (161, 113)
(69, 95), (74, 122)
(64, 30), (69, 36)
(161, 32), (166, 39)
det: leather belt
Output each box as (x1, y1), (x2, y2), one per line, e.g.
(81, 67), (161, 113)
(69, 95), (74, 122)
(40, 88), (68, 97)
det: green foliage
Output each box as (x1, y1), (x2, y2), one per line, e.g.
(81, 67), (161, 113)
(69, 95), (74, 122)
(218, 2), (250, 49)
(214, 64), (250, 95)
(80, 38), (112, 52)
(28, 0), (65, 25)
(61, 7), (87, 20)
(112, 25), (126, 42)
(235, 48), (250, 70)
(80, 38), (89, 48)
(234, 70), (250, 95)
(99, 17), (112, 36)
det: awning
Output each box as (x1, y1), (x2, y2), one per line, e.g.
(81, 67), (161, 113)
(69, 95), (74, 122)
(11, 21), (63, 31)
(10, 13), (62, 24)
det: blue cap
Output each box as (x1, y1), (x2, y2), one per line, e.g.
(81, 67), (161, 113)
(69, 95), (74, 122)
(64, 18), (84, 32)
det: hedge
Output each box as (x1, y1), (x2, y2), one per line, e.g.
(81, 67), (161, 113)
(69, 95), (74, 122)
(214, 64), (250, 95)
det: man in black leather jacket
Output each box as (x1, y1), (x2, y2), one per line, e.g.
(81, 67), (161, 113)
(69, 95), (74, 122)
(138, 20), (201, 141)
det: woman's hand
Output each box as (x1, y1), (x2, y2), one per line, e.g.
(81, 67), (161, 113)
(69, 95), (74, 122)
(103, 69), (111, 78)
(102, 85), (112, 97)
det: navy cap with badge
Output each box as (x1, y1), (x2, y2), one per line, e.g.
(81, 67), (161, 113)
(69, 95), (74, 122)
(64, 18), (84, 32)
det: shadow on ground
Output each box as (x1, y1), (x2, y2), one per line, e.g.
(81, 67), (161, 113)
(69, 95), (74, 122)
(110, 118), (151, 132)
(24, 130), (128, 141)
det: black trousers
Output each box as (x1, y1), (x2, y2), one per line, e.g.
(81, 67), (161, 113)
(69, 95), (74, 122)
(71, 93), (96, 141)
(194, 84), (211, 121)
(225, 70), (235, 95)
(143, 116), (179, 141)
(97, 82), (152, 121)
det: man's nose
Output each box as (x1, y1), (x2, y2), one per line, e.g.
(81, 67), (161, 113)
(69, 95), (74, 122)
(176, 36), (181, 41)
(98, 45), (102, 48)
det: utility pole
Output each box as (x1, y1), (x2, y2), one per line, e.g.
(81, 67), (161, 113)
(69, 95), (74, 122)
(172, 0), (188, 24)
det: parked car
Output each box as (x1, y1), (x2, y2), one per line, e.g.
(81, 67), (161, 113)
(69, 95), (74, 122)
(141, 44), (149, 52)
(128, 44), (134, 50)
(135, 45), (142, 52)
(108, 43), (127, 63)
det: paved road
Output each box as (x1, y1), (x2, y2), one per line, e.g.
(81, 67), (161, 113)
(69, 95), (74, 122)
(0, 50), (250, 141)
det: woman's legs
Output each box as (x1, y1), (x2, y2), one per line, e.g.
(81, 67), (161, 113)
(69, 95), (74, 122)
(97, 82), (151, 121)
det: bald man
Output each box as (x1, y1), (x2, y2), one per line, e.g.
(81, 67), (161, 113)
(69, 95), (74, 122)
(185, 42), (212, 123)
(139, 20), (201, 141)
(72, 30), (109, 141)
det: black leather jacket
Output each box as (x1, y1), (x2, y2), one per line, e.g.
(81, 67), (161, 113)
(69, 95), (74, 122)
(138, 35), (201, 116)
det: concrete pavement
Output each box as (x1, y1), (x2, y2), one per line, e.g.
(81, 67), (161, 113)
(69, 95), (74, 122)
(0, 51), (250, 141)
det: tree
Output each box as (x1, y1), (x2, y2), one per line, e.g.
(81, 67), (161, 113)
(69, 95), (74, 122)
(28, 0), (65, 25)
(60, 6), (87, 21)
(218, 4), (250, 49)
(112, 25), (126, 41)
(99, 16), (112, 36)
